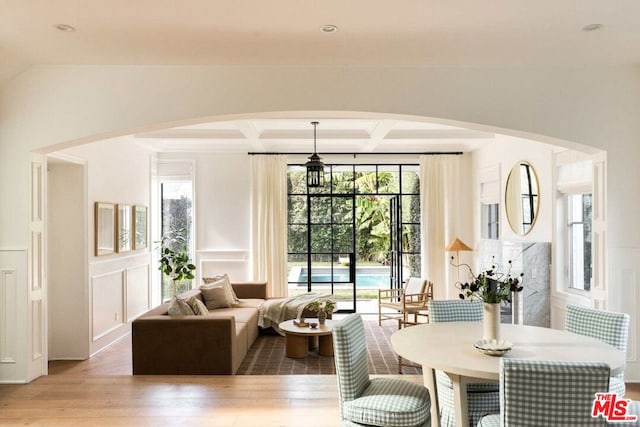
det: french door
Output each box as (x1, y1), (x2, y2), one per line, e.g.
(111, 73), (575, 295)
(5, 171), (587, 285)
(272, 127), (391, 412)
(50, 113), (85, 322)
(307, 194), (356, 312)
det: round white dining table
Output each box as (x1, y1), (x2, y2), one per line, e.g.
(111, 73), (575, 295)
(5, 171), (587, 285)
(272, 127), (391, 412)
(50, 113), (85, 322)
(391, 322), (626, 427)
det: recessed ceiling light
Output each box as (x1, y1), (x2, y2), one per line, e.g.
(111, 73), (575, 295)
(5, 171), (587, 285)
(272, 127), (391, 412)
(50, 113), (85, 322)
(582, 24), (603, 32)
(54, 24), (76, 32)
(321, 25), (338, 33)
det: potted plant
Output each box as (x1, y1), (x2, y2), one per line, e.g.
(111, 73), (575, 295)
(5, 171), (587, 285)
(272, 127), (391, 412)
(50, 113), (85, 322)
(158, 228), (196, 297)
(307, 300), (337, 326)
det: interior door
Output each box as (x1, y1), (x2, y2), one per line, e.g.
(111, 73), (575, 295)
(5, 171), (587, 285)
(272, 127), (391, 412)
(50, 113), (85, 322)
(307, 194), (356, 312)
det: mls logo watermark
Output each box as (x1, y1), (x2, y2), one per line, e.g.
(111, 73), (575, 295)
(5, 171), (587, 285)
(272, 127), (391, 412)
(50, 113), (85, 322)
(592, 393), (638, 423)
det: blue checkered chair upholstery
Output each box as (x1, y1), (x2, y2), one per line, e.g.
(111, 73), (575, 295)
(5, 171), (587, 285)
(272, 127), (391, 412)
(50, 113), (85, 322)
(428, 299), (499, 427)
(332, 314), (431, 427)
(477, 359), (611, 427)
(566, 304), (630, 396)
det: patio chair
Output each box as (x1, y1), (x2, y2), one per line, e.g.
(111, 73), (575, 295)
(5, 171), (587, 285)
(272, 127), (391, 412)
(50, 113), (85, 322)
(477, 359), (610, 427)
(428, 299), (499, 427)
(332, 313), (431, 427)
(566, 304), (630, 396)
(378, 278), (433, 329)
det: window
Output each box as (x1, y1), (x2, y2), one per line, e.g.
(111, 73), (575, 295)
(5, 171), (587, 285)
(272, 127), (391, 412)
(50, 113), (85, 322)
(286, 163), (420, 311)
(157, 161), (194, 301)
(481, 203), (499, 239)
(567, 193), (592, 291)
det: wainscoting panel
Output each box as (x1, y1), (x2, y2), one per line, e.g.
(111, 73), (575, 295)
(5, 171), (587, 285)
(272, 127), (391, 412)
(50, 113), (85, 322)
(197, 249), (250, 284)
(0, 267), (18, 363)
(91, 270), (125, 342)
(126, 264), (150, 322)
(0, 248), (27, 382)
(609, 247), (640, 381)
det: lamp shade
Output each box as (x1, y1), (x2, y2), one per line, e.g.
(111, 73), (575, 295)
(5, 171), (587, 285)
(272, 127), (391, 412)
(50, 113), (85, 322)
(445, 238), (473, 252)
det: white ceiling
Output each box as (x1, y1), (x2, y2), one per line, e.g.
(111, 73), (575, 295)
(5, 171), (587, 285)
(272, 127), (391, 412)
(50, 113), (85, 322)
(1, 0), (639, 87)
(3, 1), (635, 153)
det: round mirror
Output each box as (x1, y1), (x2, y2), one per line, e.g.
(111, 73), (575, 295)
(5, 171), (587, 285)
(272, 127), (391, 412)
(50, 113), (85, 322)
(505, 161), (540, 235)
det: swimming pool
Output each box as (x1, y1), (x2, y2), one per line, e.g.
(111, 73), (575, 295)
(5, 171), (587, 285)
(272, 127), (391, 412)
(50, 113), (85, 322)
(292, 267), (390, 288)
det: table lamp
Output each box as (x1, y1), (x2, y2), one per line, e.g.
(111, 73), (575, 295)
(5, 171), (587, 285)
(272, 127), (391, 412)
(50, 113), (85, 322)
(445, 238), (473, 284)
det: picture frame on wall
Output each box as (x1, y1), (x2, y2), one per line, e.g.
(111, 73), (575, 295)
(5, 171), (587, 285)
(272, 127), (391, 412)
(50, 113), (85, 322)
(95, 202), (115, 256)
(116, 204), (132, 253)
(133, 205), (148, 250)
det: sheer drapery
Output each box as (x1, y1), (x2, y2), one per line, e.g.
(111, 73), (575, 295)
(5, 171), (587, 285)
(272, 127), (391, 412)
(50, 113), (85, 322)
(420, 155), (461, 299)
(250, 155), (288, 297)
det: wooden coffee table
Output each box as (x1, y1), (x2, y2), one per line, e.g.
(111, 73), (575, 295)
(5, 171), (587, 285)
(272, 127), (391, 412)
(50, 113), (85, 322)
(279, 319), (335, 359)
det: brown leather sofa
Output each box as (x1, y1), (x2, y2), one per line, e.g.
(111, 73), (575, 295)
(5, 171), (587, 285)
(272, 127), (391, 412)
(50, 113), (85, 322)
(132, 281), (267, 375)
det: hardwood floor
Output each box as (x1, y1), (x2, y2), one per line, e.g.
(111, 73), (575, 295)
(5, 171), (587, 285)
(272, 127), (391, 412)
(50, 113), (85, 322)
(1, 333), (639, 426)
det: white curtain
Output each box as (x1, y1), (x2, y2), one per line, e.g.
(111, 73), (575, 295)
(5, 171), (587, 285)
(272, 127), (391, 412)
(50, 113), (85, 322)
(420, 155), (461, 299)
(250, 155), (288, 298)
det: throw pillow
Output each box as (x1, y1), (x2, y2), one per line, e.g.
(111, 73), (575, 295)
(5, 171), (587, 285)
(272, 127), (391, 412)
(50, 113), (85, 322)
(200, 285), (234, 309)
(202, 273), (239, 304)
(186, 295), (209, 316)
(167, 297), (195, 316)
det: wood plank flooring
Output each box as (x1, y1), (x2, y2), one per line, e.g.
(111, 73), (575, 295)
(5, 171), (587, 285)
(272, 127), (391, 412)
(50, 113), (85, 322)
(2, 333), (639, 426)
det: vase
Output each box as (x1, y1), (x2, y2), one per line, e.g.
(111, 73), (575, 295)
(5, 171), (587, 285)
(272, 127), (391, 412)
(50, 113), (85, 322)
(318, 311), (327, 326)
(483, 303), (500, 341)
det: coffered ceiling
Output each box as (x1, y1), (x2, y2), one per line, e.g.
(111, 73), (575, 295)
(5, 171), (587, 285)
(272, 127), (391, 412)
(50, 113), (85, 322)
(133, 118), (497, 153)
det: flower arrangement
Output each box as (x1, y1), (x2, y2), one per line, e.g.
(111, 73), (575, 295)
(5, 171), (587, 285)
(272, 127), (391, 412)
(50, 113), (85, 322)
(307, 299), (337, 313)
(452, 256), (524, 304)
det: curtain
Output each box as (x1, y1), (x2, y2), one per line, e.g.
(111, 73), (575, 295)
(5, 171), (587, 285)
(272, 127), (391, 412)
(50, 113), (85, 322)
(250, 155), (288, 298)
(419, 155), (461, 300)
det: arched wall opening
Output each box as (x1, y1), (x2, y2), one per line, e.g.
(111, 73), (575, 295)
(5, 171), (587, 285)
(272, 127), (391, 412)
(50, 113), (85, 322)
(2, 64), (638, 383)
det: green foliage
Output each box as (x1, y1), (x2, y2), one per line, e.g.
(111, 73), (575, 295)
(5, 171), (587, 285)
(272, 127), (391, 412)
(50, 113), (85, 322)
(306, 299), (337, 313)
(158, 228), (196, 296)
(161, 194), (193, 298)
(286, 167), (421, 274)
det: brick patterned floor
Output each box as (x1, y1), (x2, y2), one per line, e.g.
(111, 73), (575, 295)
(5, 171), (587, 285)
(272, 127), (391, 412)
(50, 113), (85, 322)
(237, 319), (421, 375)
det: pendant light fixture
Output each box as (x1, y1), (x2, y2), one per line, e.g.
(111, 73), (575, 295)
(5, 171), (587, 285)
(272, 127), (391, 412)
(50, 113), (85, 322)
(305, 121), (325, 188)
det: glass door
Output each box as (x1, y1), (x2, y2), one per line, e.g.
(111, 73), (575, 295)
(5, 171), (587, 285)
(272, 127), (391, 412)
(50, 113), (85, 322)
(389, 196), (402, 291)
(308, 194), (356, 312)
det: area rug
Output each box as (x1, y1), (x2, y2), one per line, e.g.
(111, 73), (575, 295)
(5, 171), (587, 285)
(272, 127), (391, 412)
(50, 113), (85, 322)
(237, 318), (421, 375)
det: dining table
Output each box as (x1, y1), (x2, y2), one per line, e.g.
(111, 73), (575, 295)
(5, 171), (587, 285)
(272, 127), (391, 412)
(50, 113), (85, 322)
(390, 322), (626, 427)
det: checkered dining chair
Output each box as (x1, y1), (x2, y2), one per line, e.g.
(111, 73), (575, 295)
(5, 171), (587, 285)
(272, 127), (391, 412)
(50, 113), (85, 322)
(332, 314), (431, 427)
(428, 299), (499, 427)
(477, 359), (611, 427)
(566, 304), (630, 396)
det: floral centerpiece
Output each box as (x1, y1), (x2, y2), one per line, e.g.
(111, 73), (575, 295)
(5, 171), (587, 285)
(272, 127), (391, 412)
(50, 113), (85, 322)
(451, 256), (524, 341)
(307, 300), (337, 325)
(453, 257), (524, 303)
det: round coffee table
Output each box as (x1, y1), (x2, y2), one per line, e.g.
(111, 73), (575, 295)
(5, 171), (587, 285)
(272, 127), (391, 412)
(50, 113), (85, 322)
(278, 319), (335, 359)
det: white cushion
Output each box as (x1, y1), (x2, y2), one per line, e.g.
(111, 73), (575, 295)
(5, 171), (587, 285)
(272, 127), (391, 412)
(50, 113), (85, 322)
(405, 278), (425, 295)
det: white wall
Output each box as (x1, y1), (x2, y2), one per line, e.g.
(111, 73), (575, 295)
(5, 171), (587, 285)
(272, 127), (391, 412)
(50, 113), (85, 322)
(158, 152), (252, 282)
(1, 65), (639, 382)
(47, 161), (88, 359)
(472, 136), (556, 245)
(59, 137), (152, 357)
